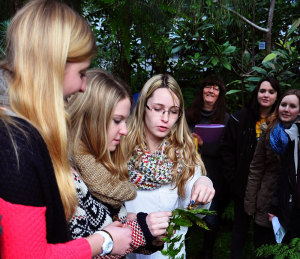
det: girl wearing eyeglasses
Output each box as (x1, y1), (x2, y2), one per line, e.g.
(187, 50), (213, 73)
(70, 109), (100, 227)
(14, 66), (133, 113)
(125, 74), (215, 258)
(185, 74), (229, 258)
(67, 69), (171, 258)
(222, 77), (281, 259)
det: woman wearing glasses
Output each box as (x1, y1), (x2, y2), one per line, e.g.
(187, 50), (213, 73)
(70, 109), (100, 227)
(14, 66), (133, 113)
(222, 77), (281, 259)
(186, 75), (229, 259)
(125, 74), (215, 258)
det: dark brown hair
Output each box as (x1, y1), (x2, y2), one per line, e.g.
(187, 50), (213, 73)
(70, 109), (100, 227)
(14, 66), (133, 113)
(247, 77), (281, 120)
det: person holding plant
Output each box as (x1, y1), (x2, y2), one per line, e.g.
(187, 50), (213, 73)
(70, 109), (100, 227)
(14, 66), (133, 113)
(67, 69), (171, 258)
(0, 0), (133, 257)
(186, 74), (229, 259)
(222, 77), (281, 259)
(268, 89), (300, 243)
(125, 74), (215, 258)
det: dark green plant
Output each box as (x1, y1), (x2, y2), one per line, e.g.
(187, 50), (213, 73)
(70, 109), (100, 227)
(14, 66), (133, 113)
(257, 238), (300, 259)
(161, 207), (216, 259)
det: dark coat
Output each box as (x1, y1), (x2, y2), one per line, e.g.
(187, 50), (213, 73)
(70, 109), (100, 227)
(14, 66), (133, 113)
(221, 107), (258, 199)
(244, 128), (281, 228)
(270, 123), (300, 231)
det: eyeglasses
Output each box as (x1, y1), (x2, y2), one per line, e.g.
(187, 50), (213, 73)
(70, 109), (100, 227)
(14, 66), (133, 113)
(145, 104), (182, 119)
(204, 85), (220, 92)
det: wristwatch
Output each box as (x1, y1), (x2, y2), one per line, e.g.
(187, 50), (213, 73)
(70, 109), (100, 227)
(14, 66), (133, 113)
(95, 230), (114, 255)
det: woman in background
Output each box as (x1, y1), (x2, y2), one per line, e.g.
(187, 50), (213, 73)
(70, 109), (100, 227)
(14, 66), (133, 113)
(222, 77), (281, 259)
(67, 69), (171, 258)
(186, 74), (229, 259)
(268, 89), (300, 243)
(125, 74), (215, 258)
(0, 1), (131, 257)
(245, 89), (300, 256)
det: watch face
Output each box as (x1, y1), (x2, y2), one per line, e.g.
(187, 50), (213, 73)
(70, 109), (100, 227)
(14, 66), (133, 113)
(104, 240), (113, 254)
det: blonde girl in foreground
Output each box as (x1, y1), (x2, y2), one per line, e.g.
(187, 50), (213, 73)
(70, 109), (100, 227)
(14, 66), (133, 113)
(67, 69), (171, 258)
(0, 0), (131, 258)
(125, 74), (215, 258)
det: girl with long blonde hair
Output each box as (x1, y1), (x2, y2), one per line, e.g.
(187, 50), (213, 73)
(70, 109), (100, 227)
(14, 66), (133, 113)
(67, 69), (172, 257)
(125, 74), (215, 258)
(0, 0), (132, 257)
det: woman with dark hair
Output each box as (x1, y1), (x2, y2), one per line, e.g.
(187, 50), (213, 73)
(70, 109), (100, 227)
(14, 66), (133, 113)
(186, 74), (229, 258)
(245, 89), (300, 255)
(222, 77), (281, 259)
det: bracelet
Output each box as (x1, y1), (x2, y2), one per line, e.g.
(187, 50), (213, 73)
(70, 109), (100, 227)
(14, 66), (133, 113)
(100, 229), (114, 242)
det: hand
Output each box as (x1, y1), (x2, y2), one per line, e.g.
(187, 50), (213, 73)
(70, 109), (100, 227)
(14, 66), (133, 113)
(268, 213), (275, 222)
(146, 211), (172, 237)
(192, 132), (203, 146)
(190, 176), (215, 205)
(103, 221), (132, 255)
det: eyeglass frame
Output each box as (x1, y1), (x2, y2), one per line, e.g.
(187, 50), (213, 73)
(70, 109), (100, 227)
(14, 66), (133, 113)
(145, 103), (182, 118)
(203, 85), (220, 92)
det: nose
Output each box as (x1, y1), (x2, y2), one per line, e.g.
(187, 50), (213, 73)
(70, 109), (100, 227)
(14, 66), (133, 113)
(161, 110), (170, 122)
(208, 87), (214, 93)
(119, 123), (128, 136)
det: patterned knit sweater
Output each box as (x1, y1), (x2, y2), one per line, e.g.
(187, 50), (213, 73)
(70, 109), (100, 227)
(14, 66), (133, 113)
(69, 169), (147, 259)
(0, 117), (91, 258)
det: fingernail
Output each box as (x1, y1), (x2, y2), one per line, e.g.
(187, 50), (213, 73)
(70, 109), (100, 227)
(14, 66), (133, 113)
(191, 200), (195, 204)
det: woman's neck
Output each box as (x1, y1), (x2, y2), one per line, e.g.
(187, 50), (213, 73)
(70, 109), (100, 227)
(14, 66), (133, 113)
(203, 102), (214, 111)
(259, 106), (272, 119)
(146, 135), (163, 153)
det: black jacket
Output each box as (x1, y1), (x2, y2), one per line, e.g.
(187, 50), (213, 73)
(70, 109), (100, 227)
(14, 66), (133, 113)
(270, 123), (300, 230)
(221, 107), (258, 199)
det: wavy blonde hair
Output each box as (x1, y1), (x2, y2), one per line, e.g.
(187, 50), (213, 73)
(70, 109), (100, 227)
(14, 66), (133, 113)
(126, 74), (206, 197)
(1, 0), (97, 220)
(67, 69), (132, 181)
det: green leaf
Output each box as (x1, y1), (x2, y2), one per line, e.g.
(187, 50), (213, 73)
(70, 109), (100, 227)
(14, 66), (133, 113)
(194, 52), (200, 59)
(262, 53), (278, 63)
(172, 45), (183, 54)
(211, 57), (219, 66)
(226, 89), (242, 95)
(246, 77), (261, 82)
(220, 59), (231, 70)
(287, 18), (300, 38)
(223, 45), (236, 54)
(252, 66), (267, 75)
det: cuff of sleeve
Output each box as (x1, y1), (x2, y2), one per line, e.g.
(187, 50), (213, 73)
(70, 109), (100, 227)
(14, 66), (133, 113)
(136, 212), (155, 243)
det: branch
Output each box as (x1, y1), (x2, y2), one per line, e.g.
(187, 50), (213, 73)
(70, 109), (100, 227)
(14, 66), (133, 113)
(219, 3), (269, 33)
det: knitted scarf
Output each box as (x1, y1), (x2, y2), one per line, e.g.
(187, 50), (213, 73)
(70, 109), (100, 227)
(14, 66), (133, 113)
(75, 153), (136, 208)
(128, 141), (183, 190)
(270, 122), (289, 155)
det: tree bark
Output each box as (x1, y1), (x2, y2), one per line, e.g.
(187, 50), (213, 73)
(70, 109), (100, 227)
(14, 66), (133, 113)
(266, 0), (276, 53)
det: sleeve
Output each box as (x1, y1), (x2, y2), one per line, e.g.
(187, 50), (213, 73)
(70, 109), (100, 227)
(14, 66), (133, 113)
(93, 219), (150, 259)
(0, 198), (91, 259)
(244, 132), (267, 215)
(221, 114), (238, 183)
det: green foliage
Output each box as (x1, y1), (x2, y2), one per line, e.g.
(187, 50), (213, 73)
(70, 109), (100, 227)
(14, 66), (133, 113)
(257, 238), (300, 259)
(0, 19), (9, 59)
(161, 207), (216, 259)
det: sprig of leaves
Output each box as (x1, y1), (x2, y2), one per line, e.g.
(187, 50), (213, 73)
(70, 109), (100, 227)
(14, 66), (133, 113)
(161, 207), (216, 259)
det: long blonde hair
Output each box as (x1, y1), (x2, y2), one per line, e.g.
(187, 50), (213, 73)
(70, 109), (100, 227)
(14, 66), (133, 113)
(1, 0), (97, 220)
(67, 69), (132, 181)
(126, 74), (206, 197)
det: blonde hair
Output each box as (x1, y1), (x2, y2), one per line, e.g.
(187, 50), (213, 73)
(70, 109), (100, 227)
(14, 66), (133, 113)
(126, 74), (206, 197)
(1, 0), (97, 220)
(67, 69), (132, 181)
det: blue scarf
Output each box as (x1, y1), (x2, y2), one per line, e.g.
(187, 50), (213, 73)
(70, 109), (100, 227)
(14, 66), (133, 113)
(270, 122), (289, 155)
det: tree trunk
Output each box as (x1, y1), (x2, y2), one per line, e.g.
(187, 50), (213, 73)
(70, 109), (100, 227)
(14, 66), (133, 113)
(266, 0), (276, 53)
